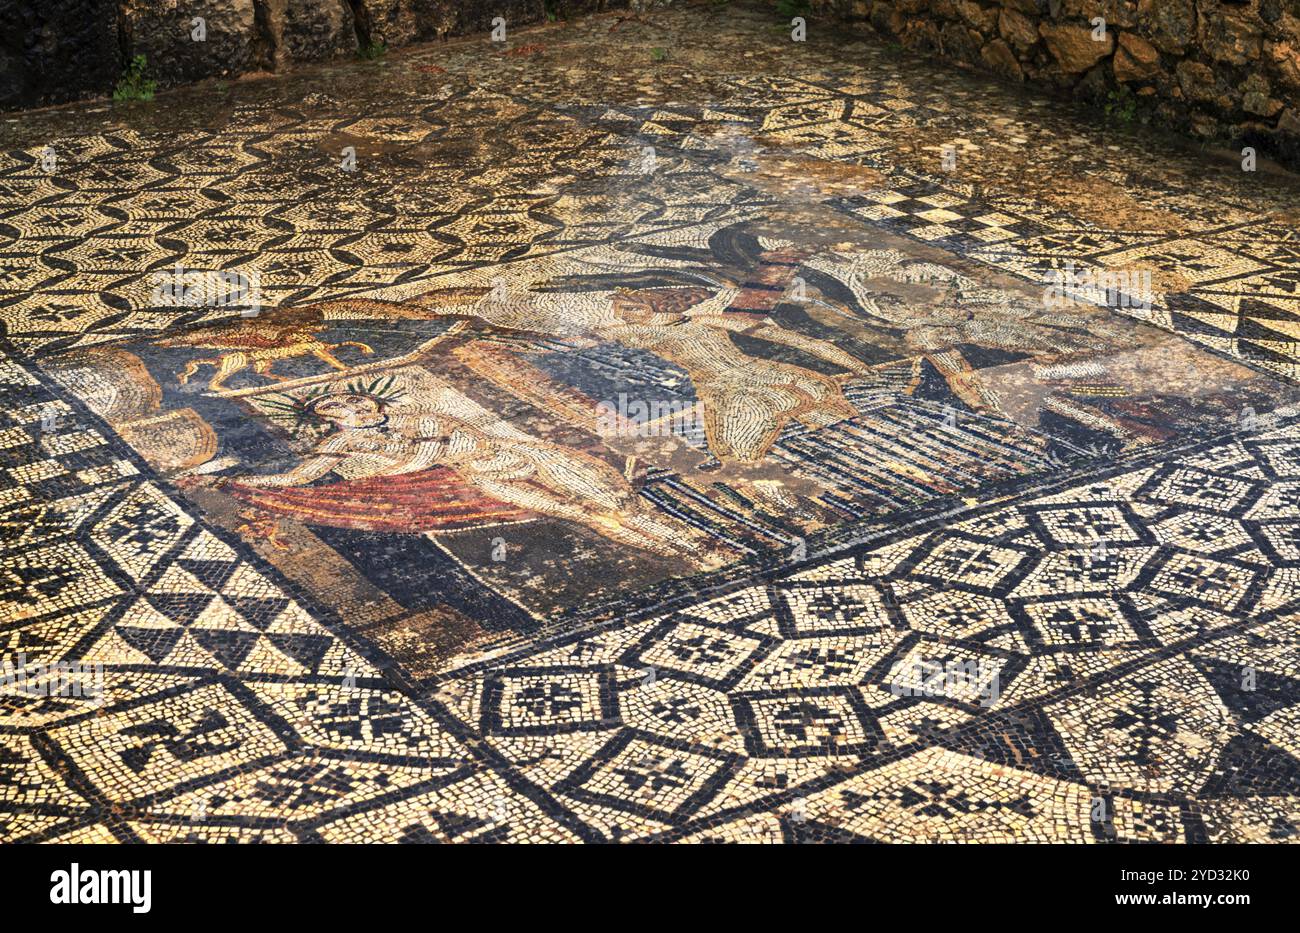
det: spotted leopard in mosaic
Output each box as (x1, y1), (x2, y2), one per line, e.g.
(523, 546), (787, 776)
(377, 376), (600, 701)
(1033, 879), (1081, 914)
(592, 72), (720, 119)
(2, 3), (1299, 851)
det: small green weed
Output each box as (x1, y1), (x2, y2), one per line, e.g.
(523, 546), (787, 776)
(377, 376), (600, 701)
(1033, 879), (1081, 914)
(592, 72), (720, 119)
(358, 40), (387, 61)
(113, 55), (157, 103)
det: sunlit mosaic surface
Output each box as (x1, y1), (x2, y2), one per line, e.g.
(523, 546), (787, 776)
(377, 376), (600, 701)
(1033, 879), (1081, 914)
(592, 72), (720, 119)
(3, 6), (1300, 843)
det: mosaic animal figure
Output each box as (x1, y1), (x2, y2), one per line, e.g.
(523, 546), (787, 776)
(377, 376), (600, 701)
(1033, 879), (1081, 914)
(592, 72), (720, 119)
(156, 311), (375, 392)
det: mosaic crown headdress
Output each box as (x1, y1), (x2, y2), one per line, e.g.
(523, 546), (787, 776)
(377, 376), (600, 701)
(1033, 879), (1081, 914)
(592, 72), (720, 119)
(256, 375), (406, 433)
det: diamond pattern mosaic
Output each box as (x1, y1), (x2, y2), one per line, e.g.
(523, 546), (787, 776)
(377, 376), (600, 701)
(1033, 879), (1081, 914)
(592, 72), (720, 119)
(3, 6), (1300, 843)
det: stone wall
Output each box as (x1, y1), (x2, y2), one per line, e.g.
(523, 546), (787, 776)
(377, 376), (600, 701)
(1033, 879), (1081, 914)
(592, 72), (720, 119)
(2, 0), (624, 111)
(813, 0), (1300, 161)
(1, 0), (123, 111)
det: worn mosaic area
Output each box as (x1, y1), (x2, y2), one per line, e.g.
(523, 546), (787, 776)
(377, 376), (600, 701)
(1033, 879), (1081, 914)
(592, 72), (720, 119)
(3, 5), (1300, 843)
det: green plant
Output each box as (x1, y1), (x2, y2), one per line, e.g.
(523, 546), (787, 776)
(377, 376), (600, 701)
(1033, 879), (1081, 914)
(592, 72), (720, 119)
(651, 46), (668, 62)
(357, 39), (387, 61)
(113, 55), (157, 103)
(1104, 86), (1138, 125)
(776, 0), (811, 17)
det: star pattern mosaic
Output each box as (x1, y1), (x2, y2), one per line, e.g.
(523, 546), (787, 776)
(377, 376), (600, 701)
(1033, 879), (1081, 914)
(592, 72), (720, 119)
(3, 5), (1300, 843)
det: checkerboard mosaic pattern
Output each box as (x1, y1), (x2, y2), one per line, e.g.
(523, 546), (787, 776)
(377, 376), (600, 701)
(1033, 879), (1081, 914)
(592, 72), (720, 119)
(833, 183), (1044, 244)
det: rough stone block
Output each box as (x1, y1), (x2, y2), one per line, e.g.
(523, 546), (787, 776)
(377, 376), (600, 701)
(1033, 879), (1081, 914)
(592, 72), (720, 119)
(999, 8), (1040, 50)
(1200, 11), (1264, 65)
(1137, 0), (1195, 54)
(121, 0), (261, 86)
(266, 0), (358, 64)
(1039, 22), (1115, 73)
(1, 0), (120, 108)
(1113, 30), (1161, 82)
(982, 36), (1026, 77)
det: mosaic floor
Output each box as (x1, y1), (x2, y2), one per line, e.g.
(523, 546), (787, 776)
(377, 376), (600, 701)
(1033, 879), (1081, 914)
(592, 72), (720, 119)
(4, 4), (1300, 843)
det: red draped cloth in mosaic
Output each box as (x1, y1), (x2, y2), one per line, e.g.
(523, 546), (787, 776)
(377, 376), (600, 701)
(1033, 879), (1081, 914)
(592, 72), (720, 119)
(226, 468), (534, 532)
